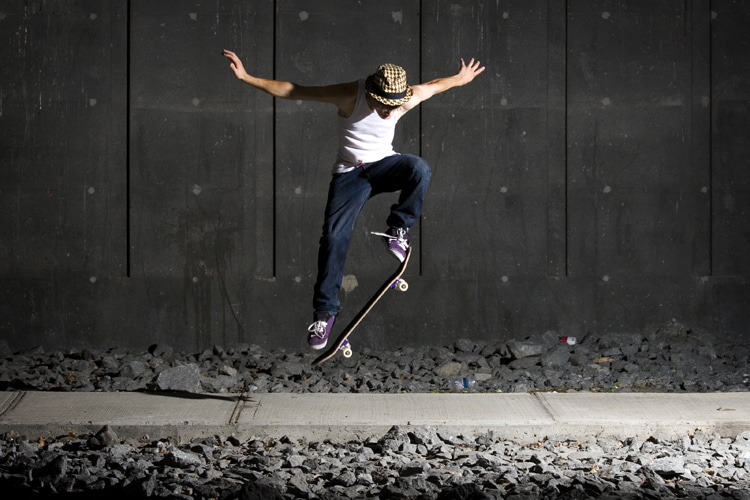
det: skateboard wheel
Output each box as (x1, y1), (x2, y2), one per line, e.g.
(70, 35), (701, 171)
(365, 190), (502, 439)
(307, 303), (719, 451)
(397, 279), (409, 292)
(339, 340), (353, 358)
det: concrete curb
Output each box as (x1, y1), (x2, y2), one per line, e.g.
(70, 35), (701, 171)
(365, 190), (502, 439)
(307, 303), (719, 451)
(1, 392), (749, 444)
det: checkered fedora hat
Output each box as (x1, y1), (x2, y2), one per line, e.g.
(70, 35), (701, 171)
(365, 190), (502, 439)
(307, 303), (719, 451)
(366, 63), (413, 106)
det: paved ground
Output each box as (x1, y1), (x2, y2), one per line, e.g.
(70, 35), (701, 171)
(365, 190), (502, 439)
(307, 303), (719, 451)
(2, 391), (749, 444)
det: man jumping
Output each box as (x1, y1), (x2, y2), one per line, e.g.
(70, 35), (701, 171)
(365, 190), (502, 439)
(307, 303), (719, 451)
(223, 49), (484, 350)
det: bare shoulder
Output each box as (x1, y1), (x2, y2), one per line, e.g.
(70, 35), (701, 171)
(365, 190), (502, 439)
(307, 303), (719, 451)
(330, 81), (358, 117)
(400, 84), (429, 112)
(292, 80), (358, 115)
(298, 80), (356, 101)
(334, 80), (359, 96)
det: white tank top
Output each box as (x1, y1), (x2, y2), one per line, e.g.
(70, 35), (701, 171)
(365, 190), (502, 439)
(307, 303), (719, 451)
(332, 79), (398, 174)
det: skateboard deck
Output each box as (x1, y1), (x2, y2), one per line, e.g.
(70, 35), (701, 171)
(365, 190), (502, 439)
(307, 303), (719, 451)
(311, 246), (412, 366)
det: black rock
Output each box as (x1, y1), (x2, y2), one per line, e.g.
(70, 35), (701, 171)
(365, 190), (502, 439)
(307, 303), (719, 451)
(34, 454), (67, 481)
(239, 479), (284, 500)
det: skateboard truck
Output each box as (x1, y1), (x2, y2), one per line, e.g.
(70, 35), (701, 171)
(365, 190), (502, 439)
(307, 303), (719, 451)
(339, 339), (353, 358)
(391, 278), (408, 292)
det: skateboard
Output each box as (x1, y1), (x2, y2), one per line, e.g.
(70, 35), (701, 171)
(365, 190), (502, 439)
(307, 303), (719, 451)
(311, 246), (412, 366)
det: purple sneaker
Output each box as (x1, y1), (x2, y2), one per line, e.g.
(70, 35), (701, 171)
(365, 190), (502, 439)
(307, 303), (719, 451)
(381, 227), (409, 262)
(308, 312), (335, 350)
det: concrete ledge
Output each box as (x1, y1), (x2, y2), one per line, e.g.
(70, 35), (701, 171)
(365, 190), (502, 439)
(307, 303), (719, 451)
(240, 393), (551, 443)
(1, 391), (749, 444)
(537, 392), (750, 440)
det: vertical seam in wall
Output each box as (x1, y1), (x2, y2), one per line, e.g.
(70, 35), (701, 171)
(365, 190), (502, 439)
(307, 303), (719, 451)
(707, 0), (713, 276)
(546, 1), (551, 276)
(418, 0), (424, 278)
(126, 0), (132, 277)
(546, 0), (568, 278)
(564, 0), (569, 277)
(272, 0), (278, 278)
(691, 0), (712, 277)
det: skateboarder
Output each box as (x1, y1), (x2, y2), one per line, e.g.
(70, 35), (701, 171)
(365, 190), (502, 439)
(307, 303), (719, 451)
(223, 49), (484, 350)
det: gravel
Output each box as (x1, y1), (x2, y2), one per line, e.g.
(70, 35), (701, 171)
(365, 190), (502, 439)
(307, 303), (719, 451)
(0, 321), (747, 395)
(3, 426), (750, 498)
(1, 319), (750, 498)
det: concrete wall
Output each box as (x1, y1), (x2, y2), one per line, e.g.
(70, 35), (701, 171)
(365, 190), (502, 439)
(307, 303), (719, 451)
(2, 1), (748, 352)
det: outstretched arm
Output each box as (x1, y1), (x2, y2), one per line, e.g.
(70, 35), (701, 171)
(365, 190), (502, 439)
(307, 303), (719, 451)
(402, 58), (485, 112)
(223, 49), (295, 98)
(223, 49), (356, 112)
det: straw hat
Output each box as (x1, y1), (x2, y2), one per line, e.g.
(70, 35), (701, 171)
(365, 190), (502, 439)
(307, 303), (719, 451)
(365, 64), (413, 106)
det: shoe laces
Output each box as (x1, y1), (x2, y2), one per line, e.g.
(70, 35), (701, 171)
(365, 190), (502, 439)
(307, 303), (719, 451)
(372, 228), (408, 245)
(308, 321), (327, 338)
(391, 228), (408, 249)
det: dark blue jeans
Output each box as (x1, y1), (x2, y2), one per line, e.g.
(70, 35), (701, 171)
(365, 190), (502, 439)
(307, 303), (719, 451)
(313, 154), (431, 314)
